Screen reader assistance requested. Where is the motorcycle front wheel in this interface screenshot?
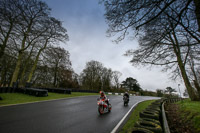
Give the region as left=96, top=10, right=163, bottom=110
left=108, top=105, right=111, bottom=112
left=98, top=106, right=104, bottom=115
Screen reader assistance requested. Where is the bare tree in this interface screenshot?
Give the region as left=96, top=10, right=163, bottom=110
left=43, top=46, right=71, bottom=87
left=112, top=71, right=122, bottom=89
left=125, top=18, right=199, bottom=100
left=102, top=0, right=200, bottom=100
left=80, top=60, right=120, bottom=91
left=102, top=0, right=200, bottom=42
left=101, top=68, right=113, bottom=91
left=80, top=60, right=103, bottom=90
left=9, top=0, right=52, bottom=87
left=26, top=17, right=68, bottom=84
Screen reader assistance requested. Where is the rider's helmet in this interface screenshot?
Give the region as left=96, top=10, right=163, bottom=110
left=100, top=91, right=105, bottom=97
left=125, top=92, right=128, bottom=94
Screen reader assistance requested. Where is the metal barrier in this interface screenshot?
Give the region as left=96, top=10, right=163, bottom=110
left=165, top=98, right=183, bottom=103
left=162, top=98, right=183, bottom=133
left=162, top=101, right=171, bottom=133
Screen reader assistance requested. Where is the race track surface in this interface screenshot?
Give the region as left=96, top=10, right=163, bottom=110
left=0, top=95, right=159, bottom=133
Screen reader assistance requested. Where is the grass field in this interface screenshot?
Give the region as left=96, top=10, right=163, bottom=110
left=120, top=100, right=155, bottom=133
left=177, top=99, right=200, bottom=132
left=0, top=92, right=98, bottom=106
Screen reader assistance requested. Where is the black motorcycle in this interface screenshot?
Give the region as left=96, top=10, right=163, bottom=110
left=123, top=96, right=129, bottom=106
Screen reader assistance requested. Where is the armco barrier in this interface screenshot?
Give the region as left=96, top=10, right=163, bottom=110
left=165, top=98, right=183, bottom=103
left=162, top=98, right=183, bottom=133
left=162, top=101, right=170, bottom=133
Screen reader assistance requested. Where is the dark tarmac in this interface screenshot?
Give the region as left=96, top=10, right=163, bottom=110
left=0, top=95, right=159, bottom=133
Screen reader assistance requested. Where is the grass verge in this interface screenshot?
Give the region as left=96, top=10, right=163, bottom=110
left=120, top=100, right=155, bottom=133
left=0, top=92, right=98, bottom=106
left=177, top=99, right=200, bottom=132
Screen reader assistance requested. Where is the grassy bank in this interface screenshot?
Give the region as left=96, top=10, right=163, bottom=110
left=177, top=99, right=200, bottom=132
left=0, top=92, right=98, bottom=106
left=120, top=100, right=155, bottom=133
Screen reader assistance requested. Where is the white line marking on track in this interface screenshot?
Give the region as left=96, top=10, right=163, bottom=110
left=110, top=100, right=144, bottom=133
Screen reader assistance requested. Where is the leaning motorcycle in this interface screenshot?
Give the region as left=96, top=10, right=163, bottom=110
left=123, top=96, right=129, bottom=106
left=97, top=98, right=111, bottom=115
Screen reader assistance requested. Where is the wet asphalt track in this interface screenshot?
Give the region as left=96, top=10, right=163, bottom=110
left=0, top=95, right=160, bottom=133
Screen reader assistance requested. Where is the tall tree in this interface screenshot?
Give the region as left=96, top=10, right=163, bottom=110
left=26, top=17, right=68, bottom=84
left=113, top=71, right=122, bottom=89
left=9, top=0, right=52, bottom=87
left=43, top=46, right=71, bottom=87
left=80, top=60, right=103, bottom=90
left=79, top=60, right=119, bottom=91
left=125, top=16, right=199, bottom=100
left=102, top=0, right=200, bottom=101
left=101, top=68, right=113, bottom=91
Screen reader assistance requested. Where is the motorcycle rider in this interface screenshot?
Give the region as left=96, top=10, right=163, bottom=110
left=123, top=92, right=129, bottom=101
left=99, top=91, right=110, bottom=106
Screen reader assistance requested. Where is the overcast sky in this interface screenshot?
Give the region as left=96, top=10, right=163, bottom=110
left=44, top=0, right=184, bottom=94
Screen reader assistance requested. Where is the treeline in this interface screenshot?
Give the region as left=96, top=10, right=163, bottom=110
left=0, top=0, right=78, bottom=88
left=79, top=60, right=122, bottom=92
left=140, top=87, right=180, bottom=98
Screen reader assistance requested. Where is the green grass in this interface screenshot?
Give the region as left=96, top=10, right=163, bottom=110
left=0, top=92, right=98, bottom=106
left=120, top=100, right=155, bottom=133
left=177, top=99, right=200, bottom=132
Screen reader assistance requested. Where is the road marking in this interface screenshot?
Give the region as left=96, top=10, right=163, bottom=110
left=110, top=100, right=144, bottom=133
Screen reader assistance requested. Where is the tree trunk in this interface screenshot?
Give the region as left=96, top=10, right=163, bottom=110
left=9, top=20, right=32, bottom=87
left=193, top=0, right=200, bottom=32
left=194, top=80, right=200, bottom=99
left=171, top=29, right=199, bottom=101
left=19, top=44, right=35, bottom=86
left=0, top=67, right=7, bottom=86
left=9, top=51, right=23, bottom=87
left=19, top=65, right=27, bottom=86
left=26, top=49, right=43, bottom=83
left=178, top=62, right=199, bottom=101
left=26, top=40, right=48, bottom=84
left=53, top=65, right=58, bottom=87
